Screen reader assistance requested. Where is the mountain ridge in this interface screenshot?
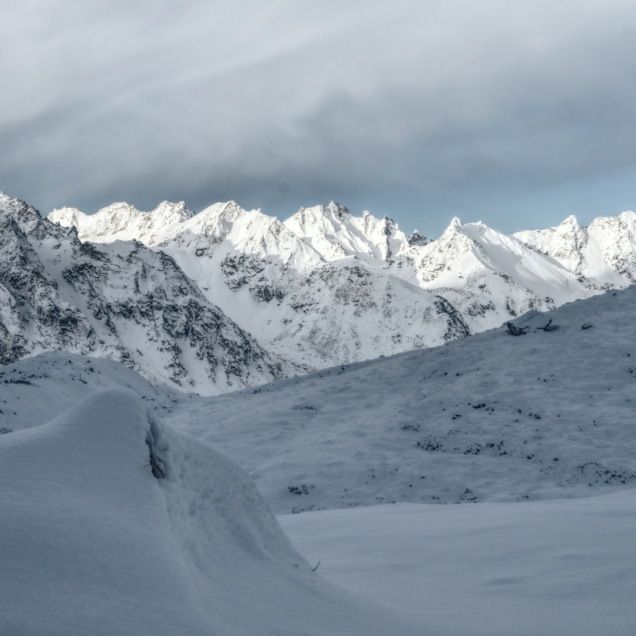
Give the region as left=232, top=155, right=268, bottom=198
left=49, top=195, right=636, bottom=365
left=1, top=189, right=634, bottom=392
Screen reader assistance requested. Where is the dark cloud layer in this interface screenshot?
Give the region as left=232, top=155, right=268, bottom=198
left=2, top=0, right=636, bottom=236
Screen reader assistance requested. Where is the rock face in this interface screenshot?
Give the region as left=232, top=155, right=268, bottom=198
left=0, top=192, right=288, bottom=395
left=49, top=196, right=636, bottom=372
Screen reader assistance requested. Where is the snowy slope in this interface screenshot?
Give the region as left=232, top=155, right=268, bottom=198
left=0, top=351, right=194, bottom=434
left=167, top=285, right=636, bottom=514
left=0, top=389, right=420, bottom=635
left=281, top=491, right=636, bottom=636
left=1, top=192, right=289, bottom=395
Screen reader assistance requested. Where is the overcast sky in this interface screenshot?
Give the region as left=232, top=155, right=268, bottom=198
left=2, top=0, right=636, bottom=237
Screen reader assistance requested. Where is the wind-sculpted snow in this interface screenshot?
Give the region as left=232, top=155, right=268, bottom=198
left=1, top=192, right=288, bottom=395
left=49, top=193, right=636, bottom=371
left=0, top=389, right=419, bottom=635
left=169, top=285, right=636, bottom=513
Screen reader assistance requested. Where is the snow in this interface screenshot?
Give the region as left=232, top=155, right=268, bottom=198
left=284, top=201, right=408, bottom=264
left=1, top=253, right=636, bottom=632
left=515, top=211, right=636, bottom=286
left=167, top=284, right=636, bottom=514
left=1, top=193, right=288, bottom=395
left=280, top=491, right=636, bottom=636
left=0, top=388, right=421, bottom=635
left=0, top=351, right=193, bottom=433
left=49, top=200, right=195, bottom=245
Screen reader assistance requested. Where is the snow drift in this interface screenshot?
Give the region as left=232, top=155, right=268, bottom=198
left=0, top=389, right=418, bottom=635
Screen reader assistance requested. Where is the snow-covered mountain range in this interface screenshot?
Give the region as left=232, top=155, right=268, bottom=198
left=2, top=188, right=635, bottom=393
left=50, top=195, right=636, bottom=371
left=2, top=279, right=636, bottom=635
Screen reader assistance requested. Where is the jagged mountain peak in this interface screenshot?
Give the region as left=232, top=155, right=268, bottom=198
left=285, top=202, right=408, bottom=263
left=159, top=201, right=323, bottom=272
left=559, top=214, right=581, bottom=227
left=514, top=210, right=636, bottom=285
left=407, top=230, right=430, bottom=247
left=195, top=200, right=250, bottom=222
left=325, top=200, right=350, bottom=219
left=0, top=191, right=42, bottom=222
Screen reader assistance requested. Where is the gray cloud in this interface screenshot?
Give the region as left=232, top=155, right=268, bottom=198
left=2, top=0, right=636, bottom=234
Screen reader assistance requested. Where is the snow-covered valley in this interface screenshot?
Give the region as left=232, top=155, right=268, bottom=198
left=2, top=189, right=636, bottom=634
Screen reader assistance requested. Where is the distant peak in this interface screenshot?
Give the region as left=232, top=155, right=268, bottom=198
left=559, top=214, right=580, bottom=227
left=407, top=230, right=430, bottom=247
left=155, top=200, right=192, bottom=212
left=0, top=191, right=42, bottom=220
left=447, top=216, right=464, bottom=231
left=325, top=201, right=349, bottom=219
left=48, top=206, right=86, bottom=226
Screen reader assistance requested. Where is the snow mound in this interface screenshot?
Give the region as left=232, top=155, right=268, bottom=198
left=0, top=351, right=193, bottom=434
left=0, top=389, right=418, bottom=635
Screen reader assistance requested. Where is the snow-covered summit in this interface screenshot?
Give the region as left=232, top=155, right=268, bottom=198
left=515, top=210, right=636, bottom=287
left=159, top=200, right=324, bottom=272
left=49, top=200, right=195, bottom=246
left=389, top=216, right=593, bottom=335
left=284, top=201, right=409, bottom=264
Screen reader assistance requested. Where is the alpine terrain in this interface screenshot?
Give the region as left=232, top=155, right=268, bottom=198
left=1, top=278, right=635, bottom=635
left=0, top=192, right=290, bottom=396
left=50, top=196, right=636, bottom=374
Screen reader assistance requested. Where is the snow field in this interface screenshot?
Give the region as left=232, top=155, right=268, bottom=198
left=0, top=351, right=193, bottom=434
left=280, top=490, right=636, bottom=636
left=0, top=388, right=422, bottom=635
